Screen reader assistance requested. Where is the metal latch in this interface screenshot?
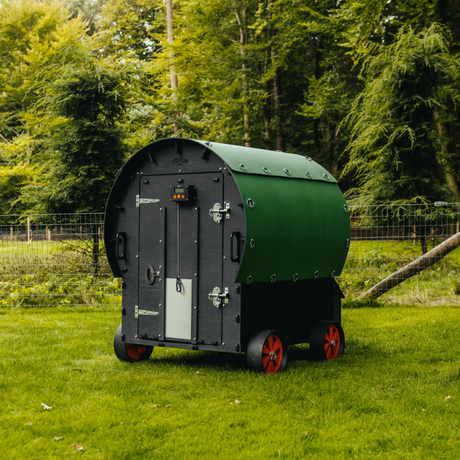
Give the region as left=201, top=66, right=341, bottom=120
left=209, top=202, right=230, bottom=223
left=135, top=305, right=160, bottom=318
left=208, top=287, right=229, bottom=308
left=136, top=195, right=160, bottom=207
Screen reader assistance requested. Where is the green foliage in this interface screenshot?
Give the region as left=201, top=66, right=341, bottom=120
left=20, top=55, right=134, bottom=214
left=0, top=238, right=119, bottom=307
left=65, top=0, right=107, bottom=35
left=0, top=163, right=39, bottom=214
left=344, top=24, right=460, bottom=204
left=0, top=0, right=90, bottom=142
left=97, top=0, right=164, bottom=61
left=0, top=0, right=92, bottom=213
left=1, top=0, right=460, bottom=215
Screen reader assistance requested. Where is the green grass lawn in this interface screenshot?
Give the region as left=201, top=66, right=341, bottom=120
left=1, top=305, right=460, bottom=459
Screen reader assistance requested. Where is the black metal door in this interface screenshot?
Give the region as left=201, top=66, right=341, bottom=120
left=137, top=172, right=224, bottom=344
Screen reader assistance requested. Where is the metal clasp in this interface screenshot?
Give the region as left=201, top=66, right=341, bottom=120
left=209, top=202, right=230, bottom=223
left=208, top=287, right=229, bottom=308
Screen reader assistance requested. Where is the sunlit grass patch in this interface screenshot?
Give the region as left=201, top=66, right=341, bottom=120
left=1, top=306, right=460, bottom=458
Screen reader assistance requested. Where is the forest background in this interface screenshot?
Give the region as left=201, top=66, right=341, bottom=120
left=1, top=0, right=460, bottom=217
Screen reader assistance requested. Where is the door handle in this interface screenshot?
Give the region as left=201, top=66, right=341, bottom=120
left=230, top=232, right=243, bottom=262
left=116, top=232, right=126, bottom=260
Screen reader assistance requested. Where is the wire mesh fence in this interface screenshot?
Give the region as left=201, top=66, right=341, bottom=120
left=340, top=202, right=460, bottom=305
left=0, top=213, right=120, bottom=308
left=1, top=204, right=460, bottom=308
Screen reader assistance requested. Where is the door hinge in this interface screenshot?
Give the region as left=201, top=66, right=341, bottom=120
left=136, top=195, right=160, bottom=207
left=135, top=305, right=160, bottom=318
left=209, top=202, right=230, bottom=223
left=208, top=287, right=229, bottom=308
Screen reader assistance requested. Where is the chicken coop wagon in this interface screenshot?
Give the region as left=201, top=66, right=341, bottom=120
left=104, top=138, right=351, bottom=373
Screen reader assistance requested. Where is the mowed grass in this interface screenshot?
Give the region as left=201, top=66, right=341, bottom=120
left=1, top=306, right=460, bottom=459
left=0, top=240, right=69, bottom=256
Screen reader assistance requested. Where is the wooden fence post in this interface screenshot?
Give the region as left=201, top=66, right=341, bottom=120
left=27, top=217, right=31, bottom=244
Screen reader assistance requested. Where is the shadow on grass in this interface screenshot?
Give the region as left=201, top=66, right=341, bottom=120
left=343, top=297, right=383, bottom=309
left=142, top=343, right=320, bottom=373
left=147, top=349, right=247, bottom=371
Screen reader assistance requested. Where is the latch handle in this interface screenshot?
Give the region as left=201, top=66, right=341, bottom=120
left=208, top=287, right=229, bottom=308
left=230, top=232, right=242, bottom=263
left=116, top=232, right=126, bottom=260
left=145, top=265, right=160, bottom=285
left=209, top=202, right=230, bottom=223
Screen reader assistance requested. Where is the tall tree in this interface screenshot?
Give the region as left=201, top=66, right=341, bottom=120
left=343, top=25, right=460, bottom=252
left=344, top=24, right=459, bottom=202
left=0, top=0, right=89, bottom=149
left=0, top=0, right=90, bottom=213
left=21, top=55, right=131, bottom=215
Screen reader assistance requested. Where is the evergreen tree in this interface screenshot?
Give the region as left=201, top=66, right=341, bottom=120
left=0, top=0, right=91, bottom=213
left=20, top=55, right=131, bottom=215
left=344, top=24, right=460, bottom=252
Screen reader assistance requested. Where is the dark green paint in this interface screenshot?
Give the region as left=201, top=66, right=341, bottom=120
left=202, top=141, right=351, bottom=283
left=201, top=141, right=337, bottom=183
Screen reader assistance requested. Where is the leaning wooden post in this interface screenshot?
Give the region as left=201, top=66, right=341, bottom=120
left=359, top=232, right=460, bottom=301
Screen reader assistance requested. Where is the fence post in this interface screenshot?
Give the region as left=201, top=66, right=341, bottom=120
left=10, top=226, right=13, bottom=241
left=27, top=216, right=31, bottom=244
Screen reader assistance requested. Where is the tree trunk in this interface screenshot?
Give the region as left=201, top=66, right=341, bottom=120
left=312, top=44, right=321, bottom=154
left=331, top=124, right=340, bottom=175
left=272, top=57, right=285, bottom=151
left=166, top=0, right=179, bottom=135
left=416, top=223, right=428, bottom=255
left=263, top=8, right=273, bottom=151
left=233, top=1, right=250, bottom=147
left=359, top=232, right=460, bottom=300
left=434, top=112, right=460, bottom=201
left=263, top=79, right=273, bottom=150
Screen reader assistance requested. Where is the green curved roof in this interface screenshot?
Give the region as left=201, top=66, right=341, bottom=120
left=197, top=141, right=337, bottom=183
left=199, top=141, right=351, bottom=284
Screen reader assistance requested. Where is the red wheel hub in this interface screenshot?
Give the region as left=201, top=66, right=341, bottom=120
left=126, top=343, right=147, bottom=361
left=324, top=325, right=340, bottom=360
left=262, top=334, right=283, bottom=374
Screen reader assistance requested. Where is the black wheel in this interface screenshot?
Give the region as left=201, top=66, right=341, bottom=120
left=310, top=321, right=344, bottom=361
left=246, top=330, right=288, bottom=374
left=114, top=324, right=153, bottom=363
